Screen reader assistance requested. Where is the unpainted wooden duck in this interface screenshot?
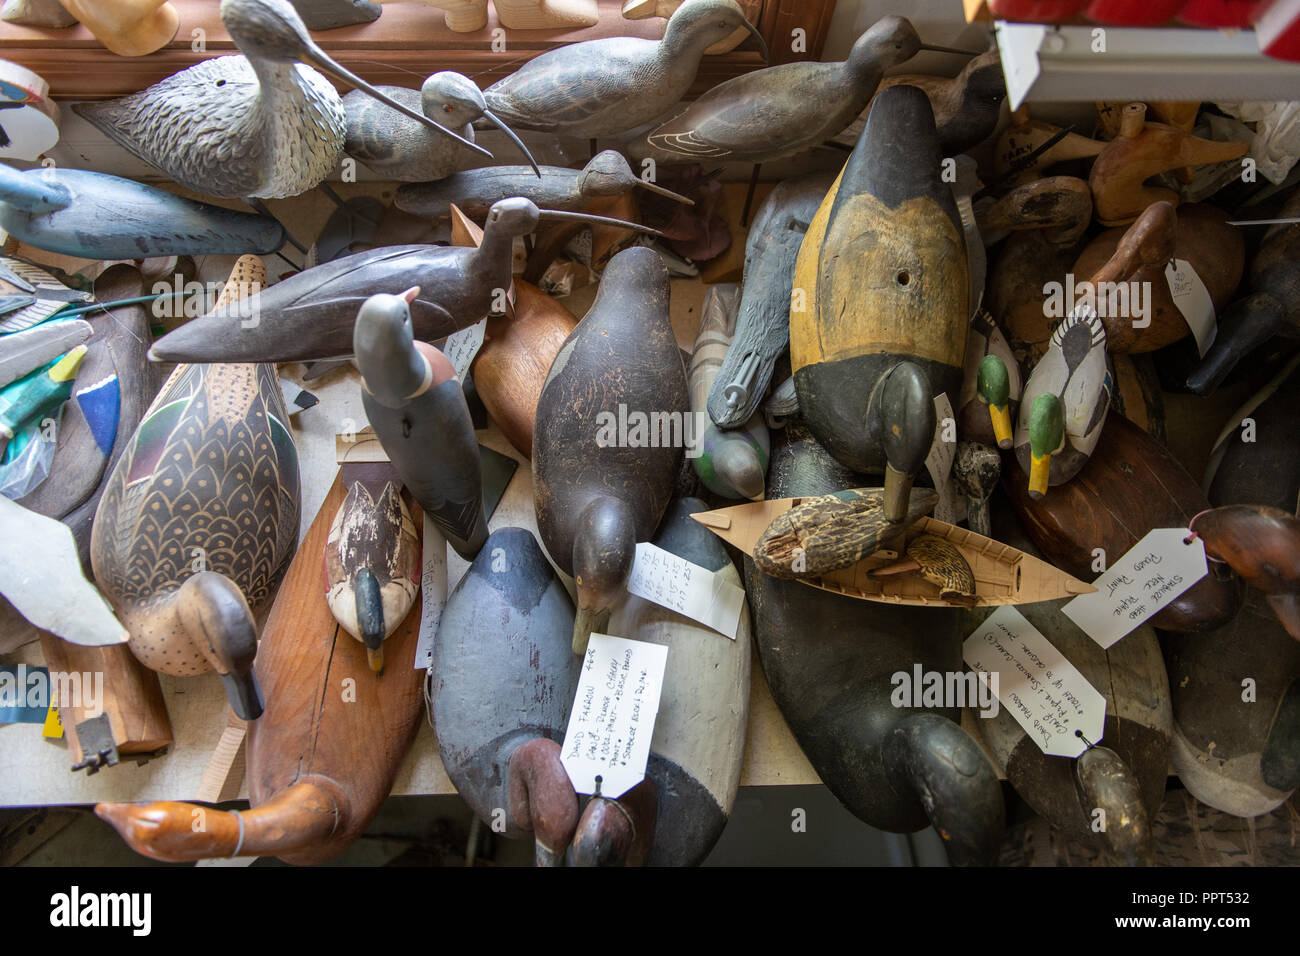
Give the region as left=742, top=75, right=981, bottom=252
left=90, top=255, right=300, bottom=719
left=993, top=107, right=1105, bottom=185
left=533, top=245, right=687, bottom=654
left=57, top=0, right=178, bottom=56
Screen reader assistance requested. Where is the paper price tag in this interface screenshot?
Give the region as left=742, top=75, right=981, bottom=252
left=414, top=515, right=448, bottom=670
left=560, top=633, right=668, bottom=798
left=963, top=606, right=1106, bottom=758
left=925, top=393, right=958, bottom=524
left=1063, top=528, right=1208, bottom=650
left=626, top=542, right=744, bottom=640
left=443, top=319, right=486, bottom=382
left=1165, top=259, right=1217, bottom=357
left=42, top=700, right=62, bottom=739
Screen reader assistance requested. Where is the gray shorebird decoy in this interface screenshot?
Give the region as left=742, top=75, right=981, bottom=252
left=343, top=71, right=538, bottom=182
left=481, top=0, right=767, bottom=141
left=72, top=0, right=485, bottom=200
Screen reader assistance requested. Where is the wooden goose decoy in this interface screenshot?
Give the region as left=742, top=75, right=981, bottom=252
left=89, top=256, right=300, bottom=720
left=0, top=163, right=285, bottom=260
left=867, top=48, right=1007, bottom=155
left=481, top=0, right=767, bottom=141
left=790, top=85, right=968, bottom=524
left=72, top=0, right=484, bottom=200
left=343, top=70, right=538, bottom=183
left=354, top=290, right=488, bottom=560
left=432, top=527, right=582, bottom=866
left=533, top=245, right=687, bottom=655
left=96, top=475, right=428, bottom=863
left=56, top=0, right=178, bottom=57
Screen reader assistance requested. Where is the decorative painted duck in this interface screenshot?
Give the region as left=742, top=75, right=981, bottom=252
left=790, top=84, right=969, bottom=524
left=73, top=0, right=482, bottom=200
left=533, top=245, right=687, bottom=654
left=956, top=311, right=1021, bottom=451
left=89, top=256, right=300, bottom=720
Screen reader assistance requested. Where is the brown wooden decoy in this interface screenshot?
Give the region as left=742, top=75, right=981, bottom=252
left=975, top=175, right=1093, bottom=247
left=1190, top=505, right=1300, bottom=641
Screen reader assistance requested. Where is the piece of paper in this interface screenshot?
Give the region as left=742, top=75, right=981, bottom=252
left=963, top=606, right=1106, bottom=758
left=925, top=393, right=958, bottom=524
left=1063, top=529, right=1209, bottom=650
left=443, top=319, right=486, bottom=382
left=1165, top=259, right=1217, bottom=357
left=626, top=542, right=744, bottom=640
left=42, top=701, right=62, bottom=739
left=414, top=515, right=448, bottom=670
left=560, top=633, right=668, bottom=798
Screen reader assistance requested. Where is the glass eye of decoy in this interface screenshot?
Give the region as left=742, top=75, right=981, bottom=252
left=443, top=104, right=454, bottom=113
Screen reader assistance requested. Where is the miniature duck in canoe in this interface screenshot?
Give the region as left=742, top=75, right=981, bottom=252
left=533, top=246, right=687, bottom=654
left=790, top=85, right=969, bottom=524
left=90, top=256, right=300, bottom=720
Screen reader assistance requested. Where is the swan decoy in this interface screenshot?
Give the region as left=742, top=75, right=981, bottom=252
left=148, top=198, right=653, bottom=364
left=0, top=163, right=285, bottom=260
left=343, top=70, right=538, bottom=182
left=89, top=256, right=300, bottom=720
left=431, top=527, right=582, bottom=866
left=354, top=290, right=488, bottom=561
left=72, top=0, right=484, bottom=200
left=790, top=85, right=968, bottom=523
left=638, top=15, right=922, bottom=165
left=481, top=0, right=767, bottom=141
left=533, top=245, right=687, bottom=655
left=57, top=0, right=178, bottom=57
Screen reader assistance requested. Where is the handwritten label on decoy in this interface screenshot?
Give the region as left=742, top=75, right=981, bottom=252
left=1164, top=259, right=1216, bottom=357
left=925, top=393, right=958, bottom=525
left=626, top=542, right=744, bottom=640
left=414, top=515, right=447, bottom=670
left=963, top=606, right=1105, bottom=759
left=560, top=633, right=668, bottom=798
left=443, top=319, right=486, bottom=382
left=1063, top=528, right=1209, bottom=649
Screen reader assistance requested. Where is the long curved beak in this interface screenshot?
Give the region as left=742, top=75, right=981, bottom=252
left=538, top=208, right=666, bottom=238
left=302, top=44, right=493, bottom=160
left=634, top=178, right=695, bottom=206
left=745, top=21, right=771, bottom=63
left=919, top=42, right=983, bottom=56
left=480, top=109, right=541, bottom=178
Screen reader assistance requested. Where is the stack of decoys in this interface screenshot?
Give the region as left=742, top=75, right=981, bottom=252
left=533, top=245, right=687, bottom=654
left=790, top=84, right=969, bottom=525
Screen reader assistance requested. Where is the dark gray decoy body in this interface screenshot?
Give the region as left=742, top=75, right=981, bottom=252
left=432, top=527, right=582, bottom=866
left=288, top=0, right=379, bottom=29
left=640, top=15, right=920, bottom=165
left=0, top=164, right=285, bottom=260
left=482, top=0, right=766, bottom=140
left=354, top=292, right=488, bottom=561
left=707, top=171, right=833, bottom=430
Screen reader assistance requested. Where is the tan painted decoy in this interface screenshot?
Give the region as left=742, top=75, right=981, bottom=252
left=56, top=0, right=178, bottom=57
left=622, top=0, right=759, bottom=52
left=994, top=107, right=1105, bottom=185
left=374, top=0, right=487, bottom=32
left=496, top=0, right=598, bottom=29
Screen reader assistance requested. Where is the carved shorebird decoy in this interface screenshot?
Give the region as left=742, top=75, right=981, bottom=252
left=482, top=0, right=767, bottom=141
left=73, top=0, right=485, bottom=200
left=343, top=70, right=538, bottom=182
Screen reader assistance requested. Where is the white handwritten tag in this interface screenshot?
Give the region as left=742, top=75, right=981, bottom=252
left=414, top=515, right=447, bottom=670
left=1165, top=259, right=1217, bottom=357
left=963, top=606, right=1106, bottom=758
left=925, top=393, right=958, bottom=524
left=1063, top=528, right=1208, bottom=650
left=560, top=633, right=668, bottom=798
left=443, top=319, right=486, bottom=382
left=626, top=542, right=744, bottom=640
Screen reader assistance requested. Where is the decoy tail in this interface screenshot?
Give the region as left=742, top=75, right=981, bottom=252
left=508, top=738, right=580, bottom=867
left=0, top=162, right=70, bottom=214
left=1186, top=282, right=1293, bottom=396
left=478, top=108, right=541, bottom=177
left=569, top=778, right=657, bottom=866
left=1074, top=745, right=1154, bottom=866
left=571, top=496, right=637, bottom=655
left=353, top=566, right=385, bottom=673
left=95, top=781, right=339, bottom=862
left=873, top=362, right=935, bottom=523
left=176, top=571, right=264, bottom=720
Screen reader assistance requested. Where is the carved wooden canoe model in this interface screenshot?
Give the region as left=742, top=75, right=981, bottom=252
left=96, top=476, right=428, bottom=863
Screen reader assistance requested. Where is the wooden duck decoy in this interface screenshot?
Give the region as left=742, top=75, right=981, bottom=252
left=637, top=15, right=923, bottom=166
left=1204, top=357, right=1300, bottom=513
left=744, top=421, right=1005, bottom=865
left=73, top=0, right=483, bottom=200
left=790, top=85, right=968, bottom=523
left=431, top=526, right=581, bottom=866
left=343, top=71, right=538, bottom=183
left=354, top=290, right=487, bottom=560
left=993, top=107, right=1105, bottom=185
left=867, top=48, right=1007, bottom=155
left=1088, top=102, right=1248, bottom=226
left=974, top=175, right=1093, bottom=247
left=707, top=172, right=832, bottom=430
left=0, top=163, right=285, bottom=260
left=1005, top=413, right=1243, bottom=634
left=90, top=256, right=300, bottom=720
left=395, top=150, right=690, bottom=224
left=495, top=0, right=598, bottom=29
left=56, top=0, right=177, bottom=57
left=689, top=284, right=768, bottom=500
left=956, top=311, right=1021, bottom=451
left=1190, top=506, right=1300, bottom=641
left=481, top=0, right=767, bottom=141
left=533, top=245, right=687, bottom=654
left=96, top=475, right=428, bottom=863
left=953, top=440, right=1001, bottom=537
left=373, top=0, right=487, bottom=32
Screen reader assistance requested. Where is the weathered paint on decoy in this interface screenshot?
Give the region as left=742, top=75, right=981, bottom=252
left=866, top=48, right=1007, bottom=154
left=1190, top=505, right=1300, bottom=641
left=96, top=476, right=428, bottom=863
left=432, top=526, right=581, bottom=865
left=639, top=15, right=922, bottom=165
left=57, top=0, right=178, bottom=57
left=957, top=311, right=1021, bottom=450
left=395, top=150, right=689, bottom=224
left=952, top=440, right=1000, bottom=537
left=482, top=0, right=767, bottom=140
left=975, top=175, right=1093, bottom=247
left=533, top=245, right=686, bottom=654
left=707, top=172, right=832, bottom=430
left=790, top=85, right=968, bottom=523
left=73, top=0, right=482, bottom=199
left=343, top=71, right=538, bottom=182
left=570, top=779, right=657, bottom=866
left=1205, top=359, right=1300, bottom=513
left=0, top=318, right=91, bottom=391
left=90, top=257, right=300, bottom=720
left=1005, top=412, right=1243, bottom=633
left=354, top=290, right=488, bottom=560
